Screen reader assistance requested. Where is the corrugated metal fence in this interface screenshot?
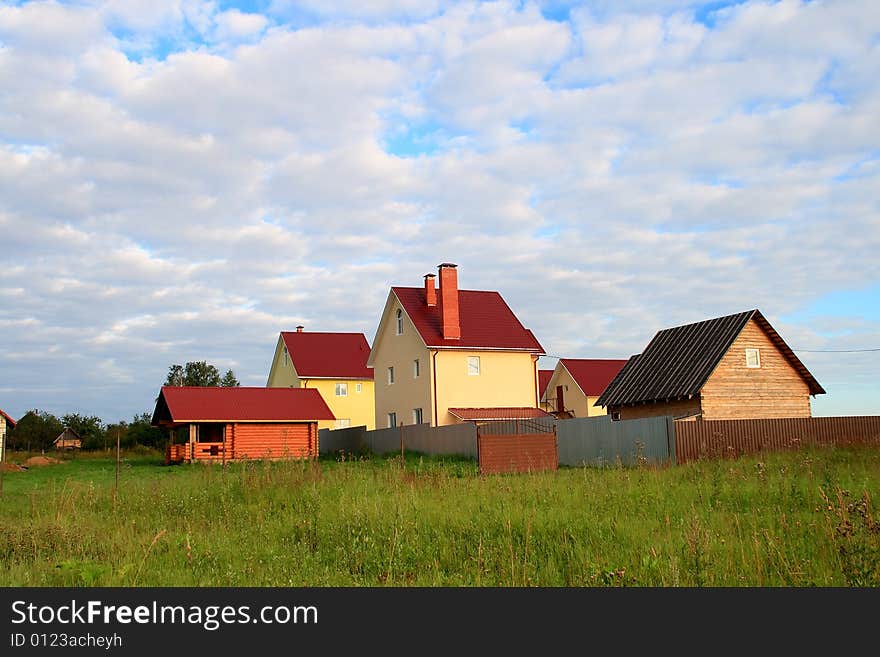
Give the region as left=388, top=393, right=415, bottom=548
left=319, top=423, right=477, bottom=458
left=557, top=415, right=675, bottom=467
left=674, top=415, right=880, bottom=464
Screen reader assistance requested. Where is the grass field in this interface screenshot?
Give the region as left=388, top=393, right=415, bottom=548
left=1, top=446, right=878, bottom=586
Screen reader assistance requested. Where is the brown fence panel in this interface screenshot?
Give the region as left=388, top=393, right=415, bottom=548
left=478, top=433, right=558, bottom=475
left=674, top=416, right=880, bottom=464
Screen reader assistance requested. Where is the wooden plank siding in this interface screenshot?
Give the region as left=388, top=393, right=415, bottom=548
left=231, top=423, right=317, bottom=460
left=616, top=397, right=702, bottom=421
left=675, top=416, right=880, bottom=463
left=700, top=318, right=812, bottom=419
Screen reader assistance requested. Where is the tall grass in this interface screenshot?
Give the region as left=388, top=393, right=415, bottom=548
left=1, top=446, right=878, bottom=586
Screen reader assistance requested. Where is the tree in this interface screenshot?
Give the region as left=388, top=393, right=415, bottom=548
left=163, top=361, right=237, bottom=387
left=61, top=413, right=105, bottom=450
left=125, top=412, right=166, bottom=448
left=220, top=369, right=240, bottom=387
left=7, top=410, right=64, bottom=452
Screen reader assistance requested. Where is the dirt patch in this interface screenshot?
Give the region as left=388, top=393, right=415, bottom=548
left=24, top=456, right=64, bottom=467
left=1, top=462, right=26, bottom=472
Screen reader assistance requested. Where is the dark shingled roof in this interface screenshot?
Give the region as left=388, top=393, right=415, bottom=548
left=595, top=309, right=825, bottom=408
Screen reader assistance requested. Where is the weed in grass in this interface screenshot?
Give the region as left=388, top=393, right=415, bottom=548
left=820, top=487, right=880, bottom=586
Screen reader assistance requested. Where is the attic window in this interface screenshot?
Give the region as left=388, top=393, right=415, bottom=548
left=283, top=347, right=289, bottom=367
left=745, top=348, right=761, bottom=368
left=467, top=356, right=480, bottom=376
left=396, top=309, right=403, bottom=335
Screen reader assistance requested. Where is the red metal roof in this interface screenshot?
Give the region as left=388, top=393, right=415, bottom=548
left=153, top=386, right=335, bottom=424
left=448, top=407, right=552, bottom=421
left=560, top=359, right=629, bottom=397
left=0, top=408, right=16, bottom=428
left=281, top=331, right=374, bottom=379
left=392, top=287, right=544, bottom=352
left=538, top=370, right=554, bottom=397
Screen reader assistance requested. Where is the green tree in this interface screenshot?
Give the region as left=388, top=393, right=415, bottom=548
left=7, top=410, right=64, bottom=452
left=220, top=369, right=240, bottom=387
left=126, top=412, right=166, bottom=448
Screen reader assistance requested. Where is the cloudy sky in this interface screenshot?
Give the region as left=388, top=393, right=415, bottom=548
left=1, top=0, right=878, bottom=423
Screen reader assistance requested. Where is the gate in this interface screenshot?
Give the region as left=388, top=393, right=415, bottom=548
left=476, top=418, right=558, bottom=475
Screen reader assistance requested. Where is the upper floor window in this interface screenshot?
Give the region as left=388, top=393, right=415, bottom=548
left=335, top=382, right=348, bottom=397
left=413, top=359, right=420, bottom=378
left=356, top=382, right=362, bottom=393
left=745, top=348, right=761, bottom=368
left=388, top=367, right=395, bottom=385
left=467, top=356, right=481, bottom=376
left=396, top=309, right=403, bottom=335
left=388, top=412, right=397, bottom=428
left=282, top=347, right=289, bottom=367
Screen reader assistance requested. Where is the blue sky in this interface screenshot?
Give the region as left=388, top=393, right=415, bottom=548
left=1, top=0, right=878, bottom=422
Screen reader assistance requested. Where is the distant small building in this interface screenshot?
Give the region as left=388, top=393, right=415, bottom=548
left=54, top=427, right=82, bottom=450
left=595, top=309, right=825, bottom=421
left=0, top=408, right=17, bottom=461
left=538, top=369, right=554, bottom=413
left=541, top=359, right=628, bottom=418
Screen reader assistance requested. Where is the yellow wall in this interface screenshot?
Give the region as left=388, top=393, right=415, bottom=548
left=266, top=335, right=376, bottom=430
left=371, top=297, right=433, bottom=427
left=543, top=364, right=608, bottom=418
left=433, top=350, right=539, bottom=426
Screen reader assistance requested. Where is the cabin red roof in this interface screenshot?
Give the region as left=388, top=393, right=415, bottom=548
left=281, top=331, right=373, bottom=379
left=392, top=287, right=544, bottom=352
left=538, top=370, right=554, bottom=397
left=448, top=407, right=552, bottom=421
left=152, top=386, right=335, bottom=425
left=560, top=359, right=629, bottom=397
left=0, top=408, right=16, bottom=428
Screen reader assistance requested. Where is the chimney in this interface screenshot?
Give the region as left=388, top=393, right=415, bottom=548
left=296, top=325, right=304, bottom=333
left=438, top=263, right=460, bottom=340
left=424, top=274, right=437, bottom=306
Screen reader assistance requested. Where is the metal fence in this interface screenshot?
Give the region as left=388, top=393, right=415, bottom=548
left=476, top=417, right=556, bottom=436
left=319, top=422, right=477, bottom=458
left=674, top=415, right=880, bottom=464
left=556, top=415, right=675, bottom=467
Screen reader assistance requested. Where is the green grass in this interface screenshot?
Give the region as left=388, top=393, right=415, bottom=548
left=1, top=446, right=878, bottom=586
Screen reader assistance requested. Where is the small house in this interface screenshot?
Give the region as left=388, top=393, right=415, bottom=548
left=595, top=309, right=825, bottom=421
left=0, top=408, right=16, bottom=462
left=541, top=359, right=628, bottom=418
left=53, top=427, right=82, bottom=450
left=152, top=386, right=334, bottom=463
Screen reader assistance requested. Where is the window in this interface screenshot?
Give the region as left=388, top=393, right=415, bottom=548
left=610, top=411, right=621, bottom=421
left=413, top=359, right=420, bottom=378
left=335, top=382, right=348, bottom=397
left=335, top=419, right=351, bottom=429
left=387, top=367, right=394, bottom=384
left=412, top=408, right=423, bottom=425
left=396, top=309, right=403, bottom=335
left=388, top=412, right=397, bottom=428
left=282, top=347, right=289, bottom=367
left=467, top=356, right=480, bottom=376
left=745, top=348, right=761, bottom=368
left=356, top=383, right=362, bottom=393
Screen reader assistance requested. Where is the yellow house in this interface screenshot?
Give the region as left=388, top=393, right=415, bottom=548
left=367, top=263, right=549, bottom=427
left=540, top=358, right=628, bottom=418
left=267, top=327, right=376, bottom=430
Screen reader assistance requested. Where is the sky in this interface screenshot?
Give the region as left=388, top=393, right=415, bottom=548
left=1, top=0, right=878, bottom=423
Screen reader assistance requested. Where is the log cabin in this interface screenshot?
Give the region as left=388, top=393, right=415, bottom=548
left=152, top=386, right=334, bottom=464
left=594, top=309, right=825, bottom=421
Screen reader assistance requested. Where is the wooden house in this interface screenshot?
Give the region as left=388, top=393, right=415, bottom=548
left=595, top=309, right=825, bottom=421
left=152, top=386, right=334, bottom=464
left=53, top=427, right=82, bottom=450
left=367, top=263, right=547, bottom=427
left=541, top=358, right=628, bottom=418
left=0, top=408, right=16, bottom=462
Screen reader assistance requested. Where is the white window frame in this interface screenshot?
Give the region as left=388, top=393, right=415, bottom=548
left=388, top=412, right=397, bottom=428
left=356, top=382, right=362, bottom=393
left=282, top=347, right=289, bottom=367
left=388, top=366, right=394, bottom=385
left=745, top=348, right=761, bottom=368
left=413, top=359, right=420, bottom=378
left=396, top=309, right=403, bottom=335
left=467, top=356, right=481, bottom=376
left=335, top=419, right=351, bottom=429
left=335, top=382, right=348, bottom=397
left=412, top=408, right=423, bottom=425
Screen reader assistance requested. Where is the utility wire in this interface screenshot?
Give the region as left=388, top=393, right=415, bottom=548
left=791, top=348, right=880, bottom=353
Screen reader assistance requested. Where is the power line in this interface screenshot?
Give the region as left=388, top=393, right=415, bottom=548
left=792, top=348, right=880, bottom=353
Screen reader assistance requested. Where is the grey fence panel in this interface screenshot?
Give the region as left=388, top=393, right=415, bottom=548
left=402, top=423, right=477, bottom=457
left=318, top=426, right=367, bottom=455
left=557, top=415, right=674, bottom=467
left=365, top=426, right=402, bottom=455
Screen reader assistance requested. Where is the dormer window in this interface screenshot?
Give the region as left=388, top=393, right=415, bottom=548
left=396, top=309, right=403, bottom=335
left=745, top=348, right=761, bottom=368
